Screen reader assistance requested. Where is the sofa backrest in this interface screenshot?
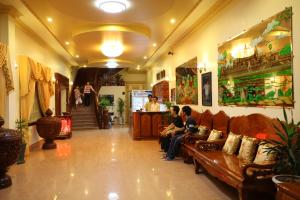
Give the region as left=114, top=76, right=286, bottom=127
left=229, top=113, right=283, bottom=141
left=191, top=110, right=201, bottom=125
left=212, top=111, right=230, bottom=139
left=200, top=110, right=213, bottom=132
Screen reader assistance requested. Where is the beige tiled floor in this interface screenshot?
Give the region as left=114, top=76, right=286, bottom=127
left=0, top=126, right=237, bottom=200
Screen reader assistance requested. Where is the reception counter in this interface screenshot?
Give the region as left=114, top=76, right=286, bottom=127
left=129, top=111, right=169, bottom=140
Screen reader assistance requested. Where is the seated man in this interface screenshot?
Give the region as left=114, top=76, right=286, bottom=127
left=164, top=106, right=198, bottom=161
left=159, top=105, right=184, bottom=154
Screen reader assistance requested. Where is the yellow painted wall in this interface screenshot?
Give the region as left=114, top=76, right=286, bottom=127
left=147, top=0, right=300, bottom=121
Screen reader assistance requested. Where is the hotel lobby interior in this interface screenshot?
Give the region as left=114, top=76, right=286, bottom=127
left=0, top=0, right=299, bottom=200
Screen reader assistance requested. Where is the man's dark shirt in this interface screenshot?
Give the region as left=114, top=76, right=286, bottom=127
left=171, top=115, right=184, bottom=134
left=185, top=116, right=198, bottom=133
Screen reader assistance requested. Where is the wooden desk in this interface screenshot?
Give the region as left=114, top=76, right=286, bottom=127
left=276, top=182, right=300, bottom=200
left=130, top=112, right=169, bottom=140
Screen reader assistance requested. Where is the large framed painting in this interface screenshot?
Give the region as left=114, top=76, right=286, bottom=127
left=218, top=7, right=293, bottom=107
left=176, top=57, right=198, bottom=105
left=202, top=72, right=212, bottom=106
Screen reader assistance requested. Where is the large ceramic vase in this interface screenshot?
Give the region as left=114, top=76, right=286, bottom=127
left=0, top=116, right=21, bottom=189
left=36, top=109, right=61, bottom=150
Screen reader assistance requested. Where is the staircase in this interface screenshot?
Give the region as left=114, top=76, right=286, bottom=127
left=72, top=104, right=99, bottom=131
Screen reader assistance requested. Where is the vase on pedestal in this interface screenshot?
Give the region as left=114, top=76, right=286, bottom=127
left=36, top=109, right=61, bottom=149
left=0, top=116, right=21, bottom=189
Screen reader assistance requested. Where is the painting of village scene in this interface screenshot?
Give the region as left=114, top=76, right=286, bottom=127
left=218, top=7, right=293, bottom=107
left=176, top=57, right=198, bottom=105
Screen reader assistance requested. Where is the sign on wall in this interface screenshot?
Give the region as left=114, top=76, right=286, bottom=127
left=218, top=7, right=293, bottom=107
left=176, top=57, right=198, bottom=105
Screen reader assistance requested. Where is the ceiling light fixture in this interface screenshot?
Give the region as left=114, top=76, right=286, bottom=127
left=106, top=61, right=119, bottom=68
left=47, top=17, right=53, bottom=23
left=143, top=56, right=147, bottom=59
left=152, top=43, right=157, bottom=47
left=170, top=18, right=176, bottom=24
left=75, top=55, right=79, bottom=58
left=65, top=41, right=70, bottom=45
left=95, top=0, right=130, bottom=14
left=100, top=40, right=124, bottom=58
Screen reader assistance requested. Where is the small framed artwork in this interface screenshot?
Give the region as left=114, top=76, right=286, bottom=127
left=201, top=72, right=212, bottom=106
left=171, top=88, right=176, bottom=102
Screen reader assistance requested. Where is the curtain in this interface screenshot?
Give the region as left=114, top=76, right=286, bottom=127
left=0, top=43, right=14, bottom=118
left=19, top=56, right=54, bottom=152
left=37, top=63, right=54, bottom=114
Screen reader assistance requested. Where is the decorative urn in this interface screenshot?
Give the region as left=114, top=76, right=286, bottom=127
left=36, top=109, right=61, bottom=149
left=0, top=116, right=21, bottom=189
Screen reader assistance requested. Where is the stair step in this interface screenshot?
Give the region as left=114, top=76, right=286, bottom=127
left=72, top=126, right=99, bottom=130
left=72, top=123, right=98, bottom=127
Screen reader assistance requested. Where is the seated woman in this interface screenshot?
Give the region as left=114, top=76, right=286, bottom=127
left=159, top=105, right=184, bottom=155
left=164, top=106, right=198, bottom=161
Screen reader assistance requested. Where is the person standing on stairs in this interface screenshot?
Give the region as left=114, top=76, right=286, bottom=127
left=74, top=86, right=83, bottom=110
left=83, top=82, right=95, bottom=106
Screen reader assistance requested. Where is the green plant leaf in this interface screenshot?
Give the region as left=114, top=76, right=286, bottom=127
left=278, top=89, right=284, bottom=97
left=283, top=106, right=288, bottom=123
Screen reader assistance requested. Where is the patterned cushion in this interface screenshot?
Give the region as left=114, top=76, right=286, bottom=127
left=238, top=136, right=258, bottom=163
left=207, top=129, right=222, bottom=141
left=222, top=132, right=242, bottom=155
left=253, top=142, right=277, bottom=165
left=198, top=125, right=208, bottom=136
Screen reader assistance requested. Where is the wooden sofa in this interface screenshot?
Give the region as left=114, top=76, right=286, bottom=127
left=182, top=110, right=230, bottom=163
left=192, top=113, right=282, bottom=200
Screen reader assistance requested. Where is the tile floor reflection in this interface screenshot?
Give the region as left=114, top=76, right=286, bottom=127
left=0, top=127, right=237, bottom=200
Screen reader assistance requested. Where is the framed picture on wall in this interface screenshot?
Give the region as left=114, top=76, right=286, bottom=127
left=202, top=72, right=212, bottom=106
left=171, top=88, right=175, bottom=102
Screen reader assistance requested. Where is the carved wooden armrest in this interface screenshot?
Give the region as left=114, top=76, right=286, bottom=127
left=195, top=139, right=226, bottom=151
left=184, top=134, right=209, bottom=144
left=241, top=163, right=275, bottom=181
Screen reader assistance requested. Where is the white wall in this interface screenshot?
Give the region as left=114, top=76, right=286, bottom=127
left=99, top=86, right=126, bottom=119
left=147, top=0, right=300, bottom=122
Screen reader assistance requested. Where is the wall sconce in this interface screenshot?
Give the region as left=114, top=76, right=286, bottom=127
left=69, top=81, right=73, bottom=86
left=197, top=63, right=207, bottom=73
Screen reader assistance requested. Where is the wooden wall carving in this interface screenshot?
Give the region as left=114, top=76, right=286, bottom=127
left=152, top=81, right=169, bottom=102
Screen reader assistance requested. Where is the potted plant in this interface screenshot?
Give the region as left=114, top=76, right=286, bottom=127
left=264, top=107, right=300, bottom=183
left=161, top=101, right=173, bottom=125
left=98, top=98, right=111, bottom=129
left=15, top=118, right=27, bottom=164
left=98, top=97, right=111, bottom=110
left=117, top=98, right=125, bottom=125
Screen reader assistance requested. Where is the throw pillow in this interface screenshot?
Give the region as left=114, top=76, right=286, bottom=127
left=198, top=125, right=208, bottom=136
left=222, top=132, right=242, bottom=155
left=207, top=129, right=222, bottom=142
left=238, top=136, right=258, bottom=163
left=253, top=142, right=277, bottom=165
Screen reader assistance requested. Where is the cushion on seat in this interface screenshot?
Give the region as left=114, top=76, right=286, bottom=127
left=238, top=136, right=258, bottom=163
left=253, top=142, right=277, bottom=165
left=198, top=125, right=208, bottom=136
left=222, top=132, right=242, bottom=155
left=207, top=129, right=222, bottom=141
